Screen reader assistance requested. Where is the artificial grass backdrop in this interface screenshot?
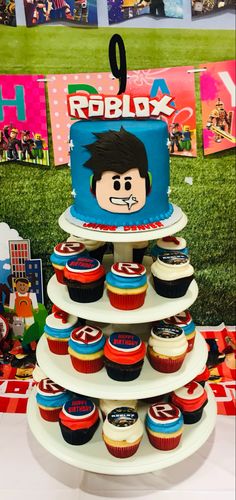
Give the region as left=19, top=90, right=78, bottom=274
left=0, top=26, right=235, bottom=324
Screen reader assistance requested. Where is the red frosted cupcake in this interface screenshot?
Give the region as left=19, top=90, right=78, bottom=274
left=106, top=262, right=148, bottom=310
left=102, top=407, right=144, bottom=458
left=104, top=332, right=146, bottom=381
left=64, top=257, right=106, bottom=303
left=50, top=241, right=88, bottom=284
left=68, top=324, right=105, bottom=373
left=36, top=378, right=70, bottom=422
left=172, top=381, right=208, bottom=424
left=146, top=402, right=184, bottom=450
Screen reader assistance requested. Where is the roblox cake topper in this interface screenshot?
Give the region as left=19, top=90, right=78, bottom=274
left=67, top=92, right=175, bottom=120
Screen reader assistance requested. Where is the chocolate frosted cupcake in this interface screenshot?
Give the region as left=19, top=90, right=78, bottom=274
left=148, top=325, right=188, bottom=373
left=151, top=236, right=189, bottom=260
left=172, top=381, right=208, bottom=424
left=104, top=332, right=146, bottom=381
left=151, top=252, right=194, bottom=298
left=102, top=407, right=143, bottom=458
left=59, top=397, right=100, bottom=445
left=64, top=257, right=106, bottom=303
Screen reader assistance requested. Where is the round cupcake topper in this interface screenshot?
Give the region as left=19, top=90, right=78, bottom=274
left=71, top=325, right=103, bottom=344
left=174, top=381, right=204, bottom=400
left=108, top=407, right=138, bottom=427
left=108, top=332, right=141, bottom=352
left=164, top=310, right=192, bottom=327
left=63, top=398, right=95, bottom=419
left=38, top=378, right=65, bottom=396
left=152, top=325, right=183, bottom=339
left=158, top=252, right=189, bottom=266
left=66, top=257, right=100, bottom=273
left=112, top=262, right=146, bottom=278
left=148, top=402, right=181, bottom=422
left=54, top=241, right=85, bottom=256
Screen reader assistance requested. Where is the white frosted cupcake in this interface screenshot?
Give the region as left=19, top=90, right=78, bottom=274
left=99, top=399, right=137, bottom=420
left=67, top=235, right=107, bottom=263
left=148, top=325, right=188, bottom=373
left=151, top=252, right=194, bottom=298
left=151, top=236, right=188, bottom=260
left=132, top=241, right=149, bottom=264
left=102, top=407, right=144, bottom=458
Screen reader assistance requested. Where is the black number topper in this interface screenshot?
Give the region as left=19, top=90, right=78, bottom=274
left=109, top=34, right=127, bottom=95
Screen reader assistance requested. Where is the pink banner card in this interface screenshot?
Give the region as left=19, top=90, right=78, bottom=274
left=200, top=60, right=236, bottom=155
left=48, top=66, right=196, bottom=166
left=0, top=75, right=49, bottom=166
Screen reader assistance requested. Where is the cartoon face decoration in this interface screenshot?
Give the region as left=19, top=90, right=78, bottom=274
left=95, top=168, right=146, bottom=213
left=15, top=279, right=30, bottom=294
left=84, top=127, right=150, bottom=214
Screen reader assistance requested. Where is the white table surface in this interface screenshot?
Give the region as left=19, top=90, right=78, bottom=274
left=0, top=413, right=234, bottom=500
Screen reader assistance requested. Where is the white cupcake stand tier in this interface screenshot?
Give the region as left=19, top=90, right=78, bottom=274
left=27, top=204, right=217, bottom=474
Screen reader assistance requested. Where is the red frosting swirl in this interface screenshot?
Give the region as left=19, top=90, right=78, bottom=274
left=104, top=337, right=146, bottom=365
left=59, top=406, right=99, bottom=431
left=64, top=265, right=105, bottom=283
left=172, top=388, right=207, bottom=412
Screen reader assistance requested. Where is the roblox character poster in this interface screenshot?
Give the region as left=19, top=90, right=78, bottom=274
left=48, top=66, right=196, bottom=166
left=0, top=0, right=16, bottom=26
left=191, top=0, right=235, bottom=18
left=200, top=60, right=236, bottom=155
left=0, top=75, right=49, bottom=166
left=107, top=0, right=183, bottom=23
left=24, top=0, right=98, bottom=27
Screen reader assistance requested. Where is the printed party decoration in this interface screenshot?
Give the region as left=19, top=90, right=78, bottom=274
left=200, top=60, right=236, bottom=155
left=24, top=0, right=98, bottom=27
left=0, top=0, right=16, bottom=26
left=0, top=75, right=49, bottom=166
left=191, top=0, right=234, bottom=18
left=107, top=0, right=183, bottom=24
left=48, top=66, right=196, bottom=166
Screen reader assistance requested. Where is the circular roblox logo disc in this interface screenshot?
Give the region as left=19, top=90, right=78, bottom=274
left=112, top=262, right=146, bottom=277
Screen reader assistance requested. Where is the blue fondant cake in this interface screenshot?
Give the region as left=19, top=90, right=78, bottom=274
left=69, top=119, right=172, bottom=228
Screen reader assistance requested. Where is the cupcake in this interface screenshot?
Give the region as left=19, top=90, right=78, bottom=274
left=151, top=236, right=188, bottom=260
left=172, top=381, right=208, bottom=424
left=148, top=325, right=188, bottom=373
left=99, top=399, right=137, bottom=420
left=162, top=310, right=196, bottom=352
left=106, top=262, right=148, bottom=310
left=146, top=402, right=184, bottom=450
left=64, top=257, right=106, bottom=303
left=104, top=332, right=146, bottom=381
left=59, top=397, right=100, bottom=445
left=36, top=378, right=70, bottom=422
left=132, top=241, right=149, bottom=264
left=151, top=252, right=194, bottom=298
left=50, top=241, right=88, bottom=284
left=68, top=324, right=105, bottom=373
left=102, top=407, right=143, bottom=458
left=67, top=235, right=107, bottom=263
left=44, top=308, right=78, bottom=355
left=193, top=365, right=210, bottom=387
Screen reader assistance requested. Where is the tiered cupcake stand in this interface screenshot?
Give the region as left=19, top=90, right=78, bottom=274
left=27, top=205, right=217, bottom=475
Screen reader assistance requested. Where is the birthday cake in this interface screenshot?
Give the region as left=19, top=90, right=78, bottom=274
left=68, top=118, right=173, bottom=230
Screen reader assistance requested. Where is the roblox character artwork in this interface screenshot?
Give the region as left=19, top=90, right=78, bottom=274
left=21, top=130, right=35, bottom=160
left=9, top=277, right=38, bottom=332
left=73, top=0, right=88, bottom=22
left=32, top=133, right=47, bottom=160
left=84, top=127, right=151, bottom=214
left=206, top=97, right=232, bottom=143
left=168, top=123, right=183, bottom=153
left=3, top=126, right=22, bottom=161
left=137, top=0, right=165, bottom=16
left=0, top=130, right=7, bottom=161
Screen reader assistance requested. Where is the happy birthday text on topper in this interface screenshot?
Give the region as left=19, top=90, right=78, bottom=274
left=67, top=93, right=175, bottom=120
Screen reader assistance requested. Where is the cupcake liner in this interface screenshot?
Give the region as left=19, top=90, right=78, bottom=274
left=147, top=430, right=182, bottom=450
left=148, top=350, right=186, bottom=373
left=133, top=247, right=147, bottom=264
left=59, top=418, right=99, bottom=445
left=182, top=401, right=207, bottom=424
left=67, top=280, right=105, bottom=303
left=89, top=244, right=107, bottom=263
left=186, top=334, right=196, bottom=352
left=107, top=290, right=146, bottom=310
left=46, top=337, right=69, bottom=355
left=104, top=441, right=141, bottom=458
left=70, top=354, right=104, bottom=373
left=38, top=406, right=61, bottom=422
left=104, top=358, right=144, bottom=381
left=152, top=275, right=194, bottom=298
left=53, top=266, right=65, bottom=285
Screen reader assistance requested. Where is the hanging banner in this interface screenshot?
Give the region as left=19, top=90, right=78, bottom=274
left=200, top=325, right=236, bottom=416
left=191, top=0, right=234, bottom=18
left=0, top=75, right=49, bottom=166
left=0, top=0, right=16, bottom=26
left=48, top=66, right=196, bottom=166
left=200, top=60, right=236, bottom=155
left=24, top=0, right=98, bottom=27
left=107, top=0, right=183, bottom=24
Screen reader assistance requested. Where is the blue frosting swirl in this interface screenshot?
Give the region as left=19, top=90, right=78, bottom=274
left=182, top=320, right=195, bottom=336
left=146, top=413, right=183, bottom=434
left=69, top=335, right=105, bottom=354
left=106, top=272, right=147, bottom=289
left=36, top=391, right=70, bottom=408
left=44, top=324, right=76, bottom=339
left=50, top=250, right=88, bottom=266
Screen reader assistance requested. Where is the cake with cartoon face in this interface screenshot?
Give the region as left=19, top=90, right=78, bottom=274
left=68, top=119, right=173, bottom=229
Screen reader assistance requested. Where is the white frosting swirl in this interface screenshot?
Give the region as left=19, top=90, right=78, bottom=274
left=103, top=415, right=143, bottom=443
left=100, top=399, right=137, bottom=415
left=151, top=259, right=194, bottom=281
left=148, top=329, right=188, bottom=356
left=46, top=313, right=78, bottom=330
left=67, top=235, right=105, bottom=251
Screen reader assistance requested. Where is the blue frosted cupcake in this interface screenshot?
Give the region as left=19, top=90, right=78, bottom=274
left=50, top=241, right=88, bottom=284
left=68, top=324, right=105, bottom=373
left=44, top=307, right=79, bottom=355
left=106, top=262, right=148, bottom=310
left=36, top=378, right=70, bottom=422
left=162, top=310, right=196, bottom=352
left=146, top=402, right=184, bottom=450
left=151, top=236, right=189, bottom=260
